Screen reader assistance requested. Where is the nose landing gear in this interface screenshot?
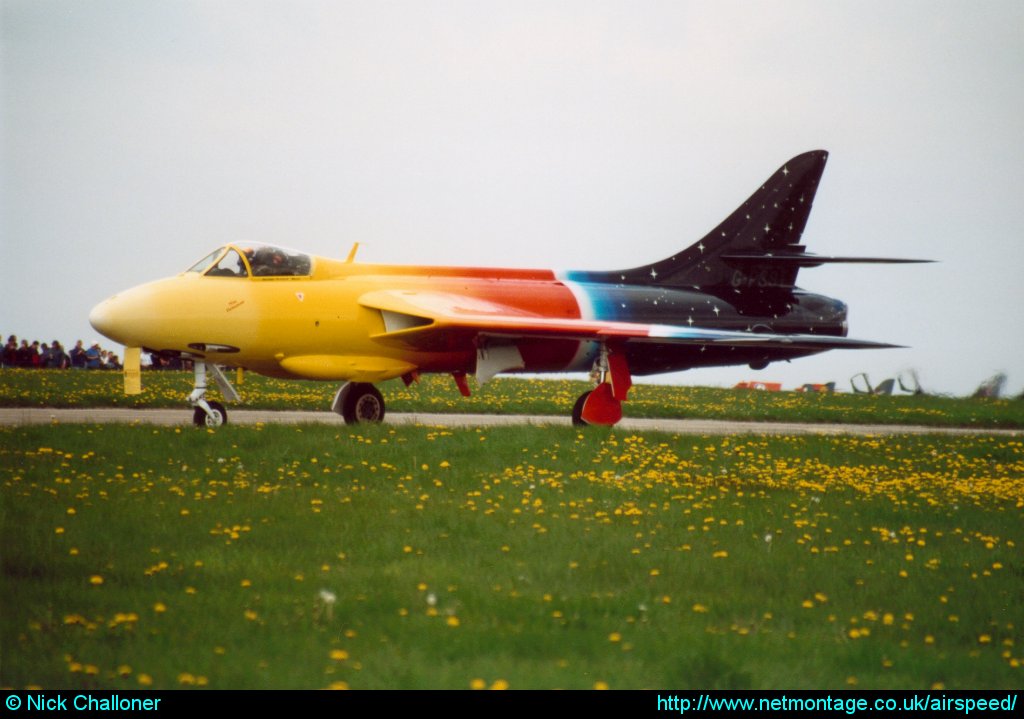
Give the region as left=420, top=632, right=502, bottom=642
left=189, top=361, right=240, bottom=427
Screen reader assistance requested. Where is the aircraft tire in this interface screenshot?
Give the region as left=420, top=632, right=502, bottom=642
left=342, top=383, right=385, bottom=424
left=571, top=391, right=591, bottom=426
left=193, top=401, right=228, bottom=427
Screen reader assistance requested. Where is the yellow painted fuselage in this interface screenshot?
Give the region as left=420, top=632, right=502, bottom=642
left=89, top=249, right=586, bottom=382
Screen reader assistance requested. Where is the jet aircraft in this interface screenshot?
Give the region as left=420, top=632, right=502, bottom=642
left=89, top=150, right=927, bottom=427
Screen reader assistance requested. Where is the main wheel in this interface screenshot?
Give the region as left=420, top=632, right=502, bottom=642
left=341, top=383, right=385, bottom=424
left=193, top=401, right=227, bottom=427
left=571, top=391, right=591, bottom=426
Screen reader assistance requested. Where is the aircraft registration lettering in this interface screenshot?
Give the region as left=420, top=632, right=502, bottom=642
left=730, top=268, right=787, bottom=288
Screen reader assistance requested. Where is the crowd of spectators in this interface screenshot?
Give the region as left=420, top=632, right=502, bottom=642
left=2, top=334, right=129, bottom=370
left=3, top=334, right=190, bottom=371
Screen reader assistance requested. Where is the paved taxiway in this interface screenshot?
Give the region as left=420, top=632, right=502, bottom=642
left=1, top=408, right=1020, bottom=436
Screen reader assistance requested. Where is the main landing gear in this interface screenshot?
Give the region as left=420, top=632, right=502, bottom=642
left=332, top=382, right=386, bottom=424
left=572, top=344, right=632, bottom=427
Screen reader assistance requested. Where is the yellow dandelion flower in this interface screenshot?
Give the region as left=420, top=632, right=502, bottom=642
left=490, top=679, right=509, bottom=690
left=594, top=681, right=609, bottom=690
left=446, top=616, right=460, bottom=627
left=608, top=632, right=622, bottom=642
left=329, top=649, right=349, bottom=661
left=470, top=678, right=486, bottom=690
left=89, top=575, right=103, bottom=586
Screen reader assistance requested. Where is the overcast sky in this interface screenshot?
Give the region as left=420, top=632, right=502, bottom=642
left=3, top=0, right=1022, bottom=397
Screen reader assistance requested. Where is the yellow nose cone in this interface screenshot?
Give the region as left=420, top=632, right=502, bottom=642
left=89, top=295, right=122, bottom=344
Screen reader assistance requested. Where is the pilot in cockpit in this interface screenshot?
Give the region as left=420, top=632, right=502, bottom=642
left=250, top=246, right=288, bottom=276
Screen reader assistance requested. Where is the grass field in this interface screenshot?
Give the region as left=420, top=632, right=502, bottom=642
left=3, top=422, right=1021, bottom=689
left=2, top=369, right=1023, bottom=428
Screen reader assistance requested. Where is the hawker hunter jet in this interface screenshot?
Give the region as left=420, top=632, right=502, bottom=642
left=89, top=150, right=927, bottom=427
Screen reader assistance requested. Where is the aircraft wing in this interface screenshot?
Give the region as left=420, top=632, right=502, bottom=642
left=359, top=290, right=900, bottom=352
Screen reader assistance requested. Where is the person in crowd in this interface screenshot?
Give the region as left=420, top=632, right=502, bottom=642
left=16, top=340, right=35, bottom=367
left=44, top=341, right=70, bottom=368
left=69, top=340, right=87, bottom=368
left=84, top=342, right=102, bottom=369
left=3, top=335, right=17, bottom=367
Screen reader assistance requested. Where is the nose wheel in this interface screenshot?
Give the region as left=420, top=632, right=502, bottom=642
left=193, top=401, right=227, bottom=427
left=188, top=361, right=240, bottom=427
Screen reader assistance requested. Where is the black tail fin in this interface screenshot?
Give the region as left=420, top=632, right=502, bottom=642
left=569, top=150, right=929, bottom=313
left=622, top=150, right=829, bottom=291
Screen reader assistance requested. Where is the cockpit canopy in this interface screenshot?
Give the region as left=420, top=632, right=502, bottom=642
left=186, top=244, right=312, bottom=278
